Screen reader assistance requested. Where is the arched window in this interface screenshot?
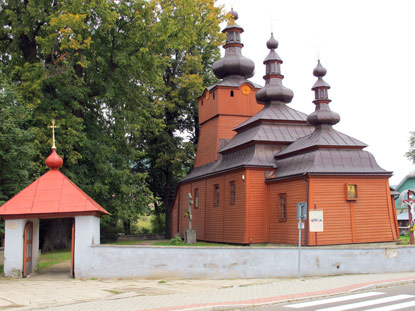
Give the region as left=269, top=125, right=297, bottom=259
left=230, top=90, right=234, bottom=97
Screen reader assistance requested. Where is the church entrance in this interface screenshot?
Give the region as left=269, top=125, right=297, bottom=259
left=23, top=221, right=33, bottom=277
left=32, top=218, right=75, bottom=279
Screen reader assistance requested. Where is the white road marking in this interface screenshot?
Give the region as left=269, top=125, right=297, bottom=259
left=315, top=294, right=414, bottom=311
left=285, top=292, right=384, bottom=308
left=366, top=300, right=415, bottom=311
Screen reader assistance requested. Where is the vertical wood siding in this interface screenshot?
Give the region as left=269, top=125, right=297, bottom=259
left=190, top=180, right=206, bottom=239
left=268, top=178, right=307, bottom=245
left=247, top=169, right=268, bottom=243
left=310, top=176, right=397, bottom=245
left=223, top=170, right=246, bottom=243
left=195, top=85, right=262, bottom=168
left=194, top=115, right=250, bottom=167
left=178, top=183, right=191, bottom=237
left=198, top=86, right=262, bottom=125
left=205, top=176, right=224, bottom=241
left=194, top=117, right=219, bottom=167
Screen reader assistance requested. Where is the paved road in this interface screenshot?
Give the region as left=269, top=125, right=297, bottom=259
left=238, top=284, right=415, bottom=311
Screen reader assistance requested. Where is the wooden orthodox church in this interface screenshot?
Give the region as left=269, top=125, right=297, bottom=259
left=171, top=9, right=399, bottom=246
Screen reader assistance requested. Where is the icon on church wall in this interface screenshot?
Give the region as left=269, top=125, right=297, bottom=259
left=346, top=184, right=358, bottom=200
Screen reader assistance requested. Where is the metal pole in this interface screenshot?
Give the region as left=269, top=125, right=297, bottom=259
left=298, top=220, right=301, bottom=279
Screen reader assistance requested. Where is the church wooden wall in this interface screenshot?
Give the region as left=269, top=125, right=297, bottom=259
left=171, top=169, right=247, bottom=244
left=268, top=178, right=307, bottom=245
left=198, top=85, right=261, bottom=125
left=246, top=168, right=268, bottom=243
left=194, top=84, right=262, bottom=168
left=307, top=176, right=398, bottom=245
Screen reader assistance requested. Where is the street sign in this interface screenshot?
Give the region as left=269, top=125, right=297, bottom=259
left=297, top=202, right=307, bottom=220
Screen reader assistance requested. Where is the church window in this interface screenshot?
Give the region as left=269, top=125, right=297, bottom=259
left=230, top=90, right=234, bottom=97
left=279, top=193, right=287, bottom=221
left=230, top=182, right=235, bottom=205
left=214, top=184, right=220, bottom=207
left=213, top=92, right=215, bottom=99
left=194, top=188, right=199, bottom=209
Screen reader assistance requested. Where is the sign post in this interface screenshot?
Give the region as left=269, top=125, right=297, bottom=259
left=297, top=202, right=307, bottom=279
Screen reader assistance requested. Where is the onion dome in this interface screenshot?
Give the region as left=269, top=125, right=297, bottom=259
left=45, top=148, right=63, bottom=169
left=212, top=8, right=255, bottom=79
left=307, top=60, right=340, bottom=125
left=256, top=33, right=294, bottom=104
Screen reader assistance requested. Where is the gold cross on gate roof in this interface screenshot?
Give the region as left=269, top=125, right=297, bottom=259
left=48, top=119, right=59, bottom=149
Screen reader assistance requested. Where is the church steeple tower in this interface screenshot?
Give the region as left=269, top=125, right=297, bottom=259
left=307, top=60, right=340, bottom=126
left=212, top=8, right=255, bottom=80
left=256, top=33, right=294, bottom=104
left=194, top=8, right=262, bottom=168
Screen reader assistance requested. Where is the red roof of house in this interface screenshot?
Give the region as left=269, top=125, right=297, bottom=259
left=0, top=149, right=109, bottom=218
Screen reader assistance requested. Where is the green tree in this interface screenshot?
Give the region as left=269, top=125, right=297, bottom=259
left=0, top=73, right=36, bottom=205
left=0, top=0, right=157, bottom=236
left=144, top=0, right=225, bottom=237
left=406, top=132, right=415, bottom=164
left=0, top=0, right=225, bottom=240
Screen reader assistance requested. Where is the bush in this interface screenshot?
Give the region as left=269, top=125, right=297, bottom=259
left=170, top=237, right=182, bottom=245
left=100, top=216, right=121, bottom=243
left=151, top=214, right=165, bottom=234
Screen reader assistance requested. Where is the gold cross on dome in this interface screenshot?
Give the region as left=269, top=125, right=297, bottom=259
left=48, top=119, right=59, bottom=149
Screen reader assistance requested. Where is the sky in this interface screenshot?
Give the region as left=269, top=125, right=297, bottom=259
left=215, top=0, right=415, bottom=185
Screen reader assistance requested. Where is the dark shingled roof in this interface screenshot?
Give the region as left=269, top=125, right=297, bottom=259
left=234, top=102, right=308, bottom=131
left=206, top=76, right=261, bottom=92
left=220, top=123, right=313, bottom=153
left=275, top=125, right=367, bottom=159
left=268, top=149, right=391, bottom=180
left=182, top=144, right=281, bottom=182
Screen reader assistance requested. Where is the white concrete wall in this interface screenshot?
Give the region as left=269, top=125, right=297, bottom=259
left=4, top=218, right=39, bottom=278
left=74, top=215, right=100, bottom=277
left=74, top=245, right=415, bottom=279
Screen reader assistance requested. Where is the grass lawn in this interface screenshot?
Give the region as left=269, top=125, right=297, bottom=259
left=105, top=240, right=144, bottom=245
left=38, top=250, right=71, bottom=270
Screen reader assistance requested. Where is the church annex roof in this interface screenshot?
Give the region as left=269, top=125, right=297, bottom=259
left=182, top=144, right=281, bottom=182
left=0, top=169, right=109, bottom=218
left=268, top=149, right=390, bottom=180
left=0, top=127, right=109, bottom=218
left=275, top=125, right=367, bottom=158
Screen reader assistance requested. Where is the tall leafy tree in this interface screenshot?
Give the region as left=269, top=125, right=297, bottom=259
left=0, top=72, right=36, bottom=205
left=0, top=0, right=225, bottom=240
left=145, top=0, right=225, bottom=237
left=0, top=0, right=158, bottom=237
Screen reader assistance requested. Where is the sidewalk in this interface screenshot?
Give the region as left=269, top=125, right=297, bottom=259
left=1, top=268, right=415, bottom=311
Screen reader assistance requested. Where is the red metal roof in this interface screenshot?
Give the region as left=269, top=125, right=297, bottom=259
left=0, top=169, right=109, bottom=218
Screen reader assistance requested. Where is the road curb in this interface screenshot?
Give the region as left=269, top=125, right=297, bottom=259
left=139, top=276, right=415, bottom=311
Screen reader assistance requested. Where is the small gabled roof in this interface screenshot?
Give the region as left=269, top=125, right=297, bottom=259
left=395, top=173, right=415, bottom=191
left=0, top=146, right=108, bottom=219
left=0, top=169, right=109, bottom=218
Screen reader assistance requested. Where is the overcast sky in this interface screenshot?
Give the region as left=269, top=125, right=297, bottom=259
left=215, top=0, right=415, bottom=185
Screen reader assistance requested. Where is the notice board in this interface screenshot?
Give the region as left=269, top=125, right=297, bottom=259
left=309, top=210, right=324, bottom=232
